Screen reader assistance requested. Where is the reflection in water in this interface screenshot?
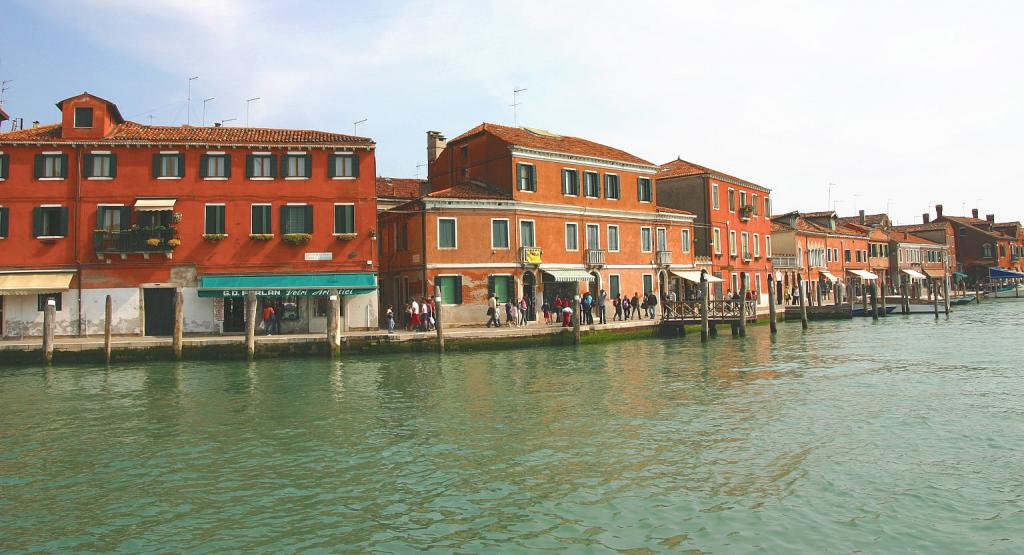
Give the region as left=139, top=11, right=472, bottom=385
left=1, top=302, right=1023, bottom=552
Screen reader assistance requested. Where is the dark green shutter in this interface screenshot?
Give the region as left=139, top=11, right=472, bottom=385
left=109, top=154, right=117, bottom=178
left=199, top=155, right=209, bottom=178
left=32, top=207, right=43, bottom=236
left=334, top=204, right=342, bottom=233
left=268, top=154, right=277, bottom=178
left=0, top=207, right=8, bottom=238
left=303, top=205, right=313, bottom=233
left=57, top=207, right=69, bottom=236
left=327, top=155, right=337, bottom=178
left=280, top=155, right=289, bottom=178
left=351, top=152, right=360, bottom=177
left=152, top=154, right=161, bottom=177
left=245, top=154, right=255, bottom=178
left=59, top=154, right=68, bottom=178
left=82, top=154, right=93, bottom=178
left=223, top=154, right=231, bottom=178
left=177, top=153, right=186, bottom=177
left=305, top=154, right=313, bottom=177
left=0, top=153, right=8, bottom=179
left=265, top=206, right=273, bottom=233
left=279, top=206, right=289, bottom=234
left=34, top=154, right=44, bottom=178
left=454, top=276, right=463, bottom=304
left=487, top=276, right=496, bottom=296
left=119, top=206, right=132, bottom=230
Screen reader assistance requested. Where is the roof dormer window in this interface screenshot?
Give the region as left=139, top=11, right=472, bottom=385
left=74, top=107, right=94, bottom=128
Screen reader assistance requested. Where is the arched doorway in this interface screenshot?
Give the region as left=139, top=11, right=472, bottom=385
left=522, top=271, right=537, bottom=321
left=589, top=271, right=601, bottom=296
left=658, top=270, right=669, bottom=300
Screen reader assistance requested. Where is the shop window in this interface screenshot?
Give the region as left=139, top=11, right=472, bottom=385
left=38, top=293, right=62, bottom=311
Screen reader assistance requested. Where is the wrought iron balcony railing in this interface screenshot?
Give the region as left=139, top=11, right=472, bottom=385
left=586, top=249, right=606, bottom=266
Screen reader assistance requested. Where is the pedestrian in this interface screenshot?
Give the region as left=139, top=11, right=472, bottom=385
left=505, top=298, right=515, bottom=327
left=420, top=297, right=430, bottom=331
left=542, top=299, right=552, bottom=324
left=647, top=292, right=658, bottom=319
left=631, top=292, right=642, bottom=320
left=597, top=289, right=607, bottom=324
left=613, top=294, right=623, bottom=321
left=581, top=292, right=592, bottom=325
left=385, top=305, right=395, bottom=334
left=261, top=303, right=275, bottom=336
left=561, top=303, right=573, bottom=327
left=486, top=293, right=499, bottom=327
left=622, top=295, right=631, bottom=320
left=270, top=301, right=282, bottom=334
left=410, top=298, right=421, bottom=331
left=519, top=296, right=529, bottom=326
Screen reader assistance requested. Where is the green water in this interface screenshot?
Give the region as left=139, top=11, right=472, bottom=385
left=2, top=303, right=1023, bottom=553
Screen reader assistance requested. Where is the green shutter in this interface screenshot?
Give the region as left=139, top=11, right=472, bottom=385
left=34, top=154, right=44, bottom=178
left=109, top=154, right=117, bottom=178
left=59, top=154, right=68, bottom=178
left=119, top=206, right=132, bottom=230
left=279, top=206, right=289, bottom=234
left=0, top=153, right=7, bottom=178
left=305, top=154, right=312, bottom=178
left=199, top=155, right=209, bottom=178
left=265, top=206, right=273, bottom=233
left=487, top=276, right=496, bottom=296
left=57, top=207, right=69, bottom=236
left=223, top=154, right=231, bottom=178
left=245, top=154, right=255, bottom=178
left=32, top=207, right=43, bottom=236
left=561, top=169, right=568, bottom=194
left=152, top=154, right=161, bottom=177
left=454, top=276, right=463, bottom=304
left=177, top=153, right=186, bottom=177
left=268, top=154, right=277, bottom=178
left=82, top=154, right=93, bottom=178
left=0, top=207, right=8, bottom=238
left=351, top=152, right=360, bottom=177
left=327, top=154, right=337, bottom=178
left=280, top=155, right=289, bottom=178
left=303, top=205, right=314, bottom=233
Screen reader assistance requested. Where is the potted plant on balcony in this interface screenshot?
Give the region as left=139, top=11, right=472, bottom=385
left=282, top=233, right=312, bottom=246
left=203, top=234, right=227, bottom=242
left=739, top=205, right=754, bottom=221
left=167, top=238, right=181, bottom=248
left=249, top=233, right=274, bottom=241
left=333, top=232, right=358, bottom=240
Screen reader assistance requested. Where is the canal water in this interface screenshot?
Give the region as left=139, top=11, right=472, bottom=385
left=2, top=303, right=1023, bottom=553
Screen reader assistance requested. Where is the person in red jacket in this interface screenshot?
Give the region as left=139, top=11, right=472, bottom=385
left=261, top=304, right=275, bottom=336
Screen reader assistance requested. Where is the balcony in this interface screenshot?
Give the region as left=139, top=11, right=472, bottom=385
left=94, top=228, right=177, bottom=259
left=655, top=250, right=672, bottom=266
left=742, top=250, right=753, bottom=262
left=519, top=246, right=542, bottom=265
left=772, top=255, right=799, bottom=269
left=586, top=249, right=606, bottom=267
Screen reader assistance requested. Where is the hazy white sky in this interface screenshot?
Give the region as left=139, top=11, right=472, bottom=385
left=3, top=0, right=1022, bottom=224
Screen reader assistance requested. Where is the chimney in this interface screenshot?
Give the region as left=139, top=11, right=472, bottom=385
left=972, top=208, right=979, bottom=219
left=923, top=213, right=930, bottom=224
left=986, top=214, right=995, bottom=223
left=31, top=120, right=40, bottom=129
left=859, top=209, right=866, bottom=225
left=426, top=131, right=447, bottom=165
left=214, top=122, right=222, bottom=127
left=935, top=204, right=943, bottom=218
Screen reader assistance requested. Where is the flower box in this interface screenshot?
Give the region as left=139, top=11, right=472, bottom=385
left=333, top=232, right=358, bottom=240
left=145, top=238, right=162, bottom=247
left=202, top=234, right=227, bottom=242
left=249, top=234, right=275, bottom=241
left=282, top=233, right=312, bottom=246
left=167, top=239, right=181, bottom=248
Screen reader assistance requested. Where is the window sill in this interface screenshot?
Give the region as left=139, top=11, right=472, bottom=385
left=156, top=176, right=182, bottom=180
left=249, top=177, right=274, bottom=181
left=517, top=189, right=536, bottom=193
left=203, top=177, right=229, bottom=181
left=39, top=177, right=66, bottom=181
left=284, top=177, right=310, bottom=181
left=331, top=176, right=357, bottom=180
left=37, top=236, right=65, bottom=240
left=87, top=177, right=113, bottom=181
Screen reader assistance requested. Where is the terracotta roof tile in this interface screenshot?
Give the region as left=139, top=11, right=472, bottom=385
left=655, top=206, right=695, bottom=216
left=376, top=177, right=424, bottom=200
left=657, top=158, right=769, bottom=192
left=889, top=231, right=942, bottom=246
left=0, top=120, right=373, bottom=146
left=427, top=181, right=512, bottom=200
left=837, top=213, right=888, bottom=227
left=450, top=123, right=653, bottom=167
left=891, top=222, right=950, bottom=233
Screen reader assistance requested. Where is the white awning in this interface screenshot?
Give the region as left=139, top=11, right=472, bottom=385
left=135, top=198, right=176, bottom=212
left=820, top=271, right=838, bottom=283
left=849, top=269, right=878, bottom=280
left=901, top=269, right=927, bottom=279
left=0, top=272, right=74, bottom=295
left=543, top=269, right=595, bottom=282
left=671, top=270, right=723, bottom=283
left=922, top=269, right=943, bottom=278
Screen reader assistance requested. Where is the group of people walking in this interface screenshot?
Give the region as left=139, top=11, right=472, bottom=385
left=611, top=292, right=659, bottom=321
left=384, top=297, right=438, bottom=334
left=486, top=295, right=530, bottom=327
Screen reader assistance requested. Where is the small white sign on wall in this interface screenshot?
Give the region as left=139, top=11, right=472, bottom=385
left=304, top=252, right=333, bottom=261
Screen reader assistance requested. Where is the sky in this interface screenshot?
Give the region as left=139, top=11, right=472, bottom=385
left=2, top=0, right=1022, bottom=225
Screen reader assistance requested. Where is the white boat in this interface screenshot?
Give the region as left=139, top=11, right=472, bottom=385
left=990, top=284, right=1024, bottom=299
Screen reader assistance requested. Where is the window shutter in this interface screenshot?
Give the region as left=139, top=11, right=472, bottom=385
left=0, top=153, right=7, bottom=178
left=327, top=155, right=337, bottom=178
left=34, top=154, right=44, bottom=178
left=58, top=207, right=69, bottom=236
left=268, top=154, right=277, bottom=178
left=561, top=169, right=568, bottom=195
left=303, top=205, right=313, bottom=233
left=59, top=154, right=68, bottom=178
left=265, top=206, right=273, bottom=233
left=280, top=155, right=289, bottom=178
left=152, top=154, right=161, bottom=177
left=109, top=154, right=117, bottom=178
left=333, top=204, right=342, bottom=233
left=177, top=153, right=186, bottom=177
left=199, top=155, right=209, bottom=178
left=223, top=154, right=231, bottom=178
left=32, top=207, right=43, bottom=236
left=304, top=154, right=313, bottom=177
left=279, top=205, right=290, bottom=234
left=455, top=276, right=463, bottom=304
left=119, top=206, right=132, bottom=230
left=487, top=276, right=496, bottom=297
left=637, top=178, right=643, bottom=200
left=0, top=207, right=8, bottom=238
left=82, top=154, right=92, bottom=178
left=351, top=152, right=360, bottom=177
left=245, top=154, right=255, bottom=178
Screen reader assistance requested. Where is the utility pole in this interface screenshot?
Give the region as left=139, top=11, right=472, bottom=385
left=415, top=163, right=426, bottom=179
left=202, top=97, right=214, bottom=126
left=186, top=76, right=199, bottom=125
left=827, top=182, right=838, bottom=211
left=218, top=118, right=236, bottom=127
left=511, top=87, right=527, bottom=127
left=0, top=80, right=11, bottom=105
left=245, top=97, right=260, bottom=127
left=353, top=118, right=367, bottom=135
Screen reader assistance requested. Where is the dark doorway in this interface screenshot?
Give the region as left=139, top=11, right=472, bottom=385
left=143, top=288, right=176, bottom=337
left=223, top=297, right=246, bottom=333
left=522, top=271, right=537, bottom=321
left=0, top=296, right=4, bottom=336
left=542, top=272, right=578, bottom=307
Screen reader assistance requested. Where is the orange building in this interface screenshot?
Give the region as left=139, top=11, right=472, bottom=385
left=655, top=159, right=773, bottom=306
left=769, top=211, right=872, bottom=303
left=0, top=93, right=378, bottom=337
left=378, top=124, right=696, bottom=325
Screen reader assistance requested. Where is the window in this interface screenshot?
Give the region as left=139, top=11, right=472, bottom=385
left=713, top=228, right=722, bottom=254
left=460, top=146, right=469, bottom=160
left=35, top=153, right=68, bottom=179
left=491, top=219, right=509, bottom=249
left=0, top=152, right=9, bottom=180
left=97, top=205, right=128, bottom=231
left=764, top=197, right=771, bottom=217
left=999, top=245, right=1007, bottom=257
left=565, top=223, right=579, bottom=251
left=280, top=204, right=313, bottom=234
left=641, top=227, right=652, bottom=252
left=562, top=169, right=579, bottom=196
left=73, top=106, right=94, bottom=128
left=711, top=184, right=719, bottom=210
left=731, top=274, right=739, bottom=295
left=84, top=153, right=116, bottom=178
left=436, top=275, right=463, bottom=304
left=0, top=206, right=9, bottom=238
left=282, top=153, right=311, bottom=178
left=604, top=174, right=620, bottom=199
left=958, top=228, right=967, bottom=237
left=205, top=204, right=226, bottom=235
left=201, top=153, right=230, bottom=178
left=728, top=189, right=736, bottom=212
left=739, top=191, right=748, bottom=209
left=583, top=172, right=600, bottom=197
left=844, top=249, right=851, bottom=262
left=438, top=218, right=457, bottom=248
left=642, top=274, right=653, bottom=295
left=248, top=154, right=276, bottom=178
left=637, top=177, right=653, bottom=202
left=33, top=206, right=68, bottom=237
left=609, top=274, right=621, bottom=298
left=681, top=229, right=691, bottom=253
left=586, top=224, right=600, bottom=250
left=656, top=227, right=667, bottom=251
left=153, top=153, right=184, bottom=178
left=765, top=235, right=772, bottom=258
left=753, top=234, right=760, bottom=257
left=37, top=293, right=62, bottom=312
left=741, top=232, right=749, bottom=258
left=752, top=194, right=759, bottom=216
left=334, top=204, right=355, bottom=234
left=251, top=204, right=272, bottom=234
left=520, top=220, right=536, bottom=247
left=329, top=153, right=358, bottom=178
left=834, top=248, right=839, bottom=261
left=729, top=230, right=737, bottom=257
left=488, top=275, right=514, bottom=302
left=608, top=225, right=620, bottom=252
left=517, top=163, right=536, bottom=192
left=396, top=222, right=408, bottom=252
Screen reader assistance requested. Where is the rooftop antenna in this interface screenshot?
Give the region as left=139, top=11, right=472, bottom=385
left=186, top=75, right=199, bottom=125
left=353, top=118, right=367, bottom=135
left=415, top=162, right=426, bottom=179
left=245, top=97, right=260, bottom=127
left=511, top=87, right=527, bottom=127
left=148, top=115, right=154, bottom=125
left=0, top=80, right=11, bottom=105
left=827, top=182, right=838, bottom=211
left=202, top=97, right=215, bottom=126
left=218, top=117, right=237, bottom=126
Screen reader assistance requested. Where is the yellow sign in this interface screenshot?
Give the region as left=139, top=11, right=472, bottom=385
left=524, top=248, right=542, bottom=264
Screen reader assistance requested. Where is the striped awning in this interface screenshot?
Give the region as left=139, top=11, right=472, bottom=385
left=901, top=269, right=927, bottom=279
left=0, top=272, right=75, bottom=295
left=543, top=269, right=595, bottom=282
left=922, top=269, right=944, bottom=278
left=849, top=269, right=878, bottom=280
left=671, top=270, right=723, bottom=283
left=135, top=198, right=176, bottom=212
left=820, top=271, right=838, bottom=283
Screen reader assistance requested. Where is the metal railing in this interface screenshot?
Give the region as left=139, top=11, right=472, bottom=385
left=94, top=228, right=176, bottom=254
left=586, top=249, right=606, bottom=266
left=661, top=300, right=756, bottom=321
left=519, top=246, right=542, bottom=265
left=772, top=255, right=799, bottom=269
left=655, top=250, right=672, bottom=266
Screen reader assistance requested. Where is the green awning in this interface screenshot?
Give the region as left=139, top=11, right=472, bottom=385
left=953, top=272, right=969, bottom=279
left=198, top=272, right=376, bottom=297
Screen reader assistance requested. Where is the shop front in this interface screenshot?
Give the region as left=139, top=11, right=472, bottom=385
left=198, top=273, right=377, bottom=334
left=0, top=271, right=76, bottom=337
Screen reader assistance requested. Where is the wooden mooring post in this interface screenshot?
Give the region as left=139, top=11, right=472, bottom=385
left=327, top=290, right=341, bottom=356
left=871, top=282, right=879, bottom=321
left=245, top=292, right=257, bottom=360
left=767, top=274, right=778, bottom=334
left=932, top=279, right=940, bottom=319
left=572, top=295, right=581, bottom=345
left=798, top=275, right=808, bottom=329
left=104, top=295, right=112, bottom=364
left=43, top=299, right=56, bottom=364
left=861, top=280, right=869, bottom=317
left=700, top=278, right=710, bottom=342
left=901, top=274, right=910, bottom=314
left=172, top=290, right=184, bottom=361
left=434, top=285, right=445, bottom=353
left=738, top=276, right=747, bottom=337
left=943, top=274, right=951, bottom=315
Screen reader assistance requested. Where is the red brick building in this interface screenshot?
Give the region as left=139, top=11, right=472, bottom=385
left=378, top=124, right=696, bottom=325
left=655, top=159, right=773, bottom=306
left=0, top=92, right=379, bottom=337
left=932, top=207, right=1014, bottom=282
